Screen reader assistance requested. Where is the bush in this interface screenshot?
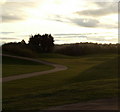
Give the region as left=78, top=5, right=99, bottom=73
left=2, top=42, right=38, bottom=58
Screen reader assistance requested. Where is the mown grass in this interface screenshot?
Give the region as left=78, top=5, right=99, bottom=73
left=2, top=56, right=53, bottom=77
left=3, top=53, right=118, bottom=110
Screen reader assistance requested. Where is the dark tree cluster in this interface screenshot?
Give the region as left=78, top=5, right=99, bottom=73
left=2, top=42, right=37, bottom=57
left=2, top=33, right=54, bottom=57
left=28, top=34, right=54, bottom=52
left=55, top=42, right=118, bottom=56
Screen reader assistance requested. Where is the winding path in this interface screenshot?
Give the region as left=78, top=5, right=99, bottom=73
left=1, top=54, right=68, bottom=82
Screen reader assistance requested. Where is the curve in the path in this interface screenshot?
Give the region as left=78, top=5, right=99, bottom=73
left=1, top=54, right=68, bottom=82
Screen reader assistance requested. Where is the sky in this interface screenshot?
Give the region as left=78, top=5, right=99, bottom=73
left=0, top=0, right=119, bottom=44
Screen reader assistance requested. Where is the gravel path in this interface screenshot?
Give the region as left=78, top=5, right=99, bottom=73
left=1, top=54, right=68, bottom=82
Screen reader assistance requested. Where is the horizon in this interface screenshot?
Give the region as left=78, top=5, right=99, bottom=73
left=0, top=0, right=119, bottom=45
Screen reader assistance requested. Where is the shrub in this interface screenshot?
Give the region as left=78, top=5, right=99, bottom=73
left=2, top=42, right=38, bottom=58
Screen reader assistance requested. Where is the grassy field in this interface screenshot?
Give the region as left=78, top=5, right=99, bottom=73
left=2, top=56, right=53, bottom=77
left=3, top=53, right=118, bottom=110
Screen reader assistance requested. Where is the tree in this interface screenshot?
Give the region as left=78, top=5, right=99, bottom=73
left=21, top=39, right=26, bottom=45
left=40, top=34, right=54, bottom=52
left=28, top=34, right=54, bottom=52
left=28, top=34, right=41, bottom=51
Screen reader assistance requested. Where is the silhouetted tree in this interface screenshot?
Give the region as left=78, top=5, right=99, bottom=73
left=28, top=34, right=54, bottom=52
left=28, top=34, right=41, bottom=51
left=21, top=39, right=26, bottom=45
left=40, top=34, right=54, bottom=52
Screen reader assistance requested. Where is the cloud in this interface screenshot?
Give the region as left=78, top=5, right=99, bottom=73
left=70, top=18, right=99, bottom=27
left=47, top=15, right=69, bottom=23
left=1, top=32, right=14, bottom=34
left=94, top=1, right=118, bottom=8
left=48, top=14, right=117, bottom=29
left=70, top=17, right=117, bottom=28
left=1, top=37, right=19, bottom=40
left=76, top=2, right=117, bottom=17
left=2, top=15, right=26, bottom=22
left=100, top=23, right=118, bottom=29
left=1, top=1, right=40, bottom=22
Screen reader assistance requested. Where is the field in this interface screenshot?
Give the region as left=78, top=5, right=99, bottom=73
left=3, top=53, right=118, bottom=110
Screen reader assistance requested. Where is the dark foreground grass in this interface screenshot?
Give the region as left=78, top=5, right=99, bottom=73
left=2, top=56, right=53, bottom=77
left=3, top=53, right=118, bottom=110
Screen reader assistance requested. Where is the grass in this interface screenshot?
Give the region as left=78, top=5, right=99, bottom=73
left=2, top=56, right=53, bottom=77
left=38, top=53, right=73, bottom=59
left=3, top=53, right=118, bottom=110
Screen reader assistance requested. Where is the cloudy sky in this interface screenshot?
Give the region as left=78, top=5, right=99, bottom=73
left=0, top=0, right=119, bottom=44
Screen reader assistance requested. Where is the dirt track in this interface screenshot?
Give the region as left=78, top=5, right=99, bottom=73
left=1, top=54, right=68, bottom=82
left=48, top=98, right=118, bottom=110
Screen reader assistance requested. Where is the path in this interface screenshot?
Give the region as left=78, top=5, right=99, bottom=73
left=48, top=98, right=118, bottom=110
left=1, top=54, right=68, bottom=82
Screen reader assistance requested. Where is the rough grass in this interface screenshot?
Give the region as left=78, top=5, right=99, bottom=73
left=3, top=53, right=118, bottom=110
left=2, top=56, right=53, bottom=77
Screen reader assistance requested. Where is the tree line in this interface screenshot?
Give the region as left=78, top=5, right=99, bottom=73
left=2, top=33, right=119, bottom=57
left=54, top=42, right=119, bottom=56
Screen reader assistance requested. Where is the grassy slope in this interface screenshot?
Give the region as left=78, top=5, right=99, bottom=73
left=3, top=53, right=118, bottom=110
left=2, top=56, right=53, bottom=77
